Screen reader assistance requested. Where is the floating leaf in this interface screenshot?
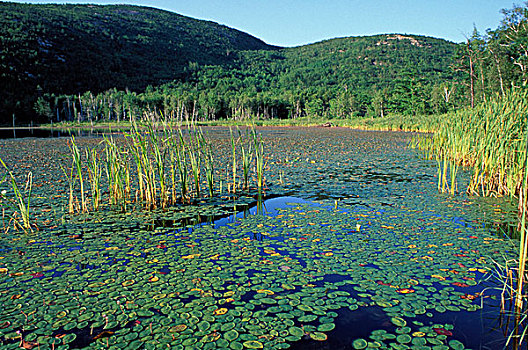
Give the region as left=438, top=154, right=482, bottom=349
left=168, top=325, right=187, bottom=333
left=309, top=332, right=328, bottom=341
left=391, top=317, right=406, bottom=327
left=243, top=340, right=264, bottom=349
left=352, top=338, right=368, bottom=349
left=317, top=323, right=335, bottom=332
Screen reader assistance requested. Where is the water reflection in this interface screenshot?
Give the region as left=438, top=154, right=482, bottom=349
left=0, top=127, right=112, bottom=139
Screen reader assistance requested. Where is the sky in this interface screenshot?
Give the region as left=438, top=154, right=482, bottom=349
left=5, top=0, right=520, bottom=46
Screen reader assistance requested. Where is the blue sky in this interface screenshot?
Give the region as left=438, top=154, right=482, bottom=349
left=6, top=0, right=518, bottom=46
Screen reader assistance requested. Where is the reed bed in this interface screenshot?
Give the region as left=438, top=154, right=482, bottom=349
left=413, top=90, right=527, bottom=201
left=61, top=119, right=267, bottom=214
left=412, top=89, right=528, bottom=339
left=0, top=157, right=33, bottom=232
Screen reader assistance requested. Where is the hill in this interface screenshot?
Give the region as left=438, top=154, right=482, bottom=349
left=127, top=34, right=460, bottom=121
left=0, top=3, right=460, bottom=124
left=0, top=2, right=274, bottom=123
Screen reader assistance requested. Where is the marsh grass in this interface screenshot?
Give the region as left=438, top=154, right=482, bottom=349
left=69, top=136, right=88, bottom=213
left=61, top=117, right=267, bottom=212
left=252, top=126, right=266, bottom=191
left=86, top=148, right=102, bottom=211
left=413, top=89, right=528, bottom=342
left=103, top=134, right=128, bottom=210
left=60, top=161, right=77, bottom=215
left=229, top=127, right=239, bottom=193
left=0, top=158, right=32, bottom=232
left=241, top=130, right=253, bottom=191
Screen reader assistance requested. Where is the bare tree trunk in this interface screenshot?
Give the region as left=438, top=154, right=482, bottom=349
left=468, top=40, right=475, bottom=108
left=489, top=48, right=505, bottom=97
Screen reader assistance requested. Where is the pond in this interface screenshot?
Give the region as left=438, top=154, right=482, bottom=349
left=0, top=127, right=520, bottom=349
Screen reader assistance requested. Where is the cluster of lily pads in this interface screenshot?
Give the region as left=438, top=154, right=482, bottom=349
left=0, top=196, right=515, bottom=349
left=0, top=127, right=520, bottom=349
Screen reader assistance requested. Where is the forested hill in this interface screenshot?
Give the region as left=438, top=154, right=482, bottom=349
left=0, top=2, right=459, bottom=124
left=0, top=2, right=275, bottom=122
left=226, top=34, right=459, bottom=118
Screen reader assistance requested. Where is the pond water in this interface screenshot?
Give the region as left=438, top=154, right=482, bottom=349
left=0, top=127, right=520, bottom=349
left=0, top=127, right=112, bottom=139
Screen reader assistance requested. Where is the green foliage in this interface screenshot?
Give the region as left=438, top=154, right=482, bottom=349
left=453, top=3, right=528, bottom=106
left=38, top=33, right=460, bottom=124
left=0, top=2, right=272, bottom=123
left=16, top=2, right=528, bottom=124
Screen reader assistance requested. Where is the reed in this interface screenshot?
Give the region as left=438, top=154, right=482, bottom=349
left=229, top=127, right=239, bottom=193
left=0, top=158, right=32, bottom=232
left=202, top=134, right=215, bottom=197
left=414, top=90, right=527, bottom=203
left=241, top=133, right=253, bottom=191
left=175, top=127, right=190, bottom=202
left=413, top=89, right=528, bottom=340
left=103, top=134, right=127, bottom=210
left=166, top=128, right=179, bottom=204
left=86, top=147, right=102, bottom=211
left=126, top=124, right=146, bottom=202
left=148, top=123, right=167, bottom=208
left=515, top=127, right=528, bottom=317
left=252, top=126, right=266, bottom=191
left=59, top=116, right=268, bottom=211
left=69, top=136, right=88, bottom=213
left=60, top=161, right=77, bottom=214
left=187, top=124, right=202, bottom=198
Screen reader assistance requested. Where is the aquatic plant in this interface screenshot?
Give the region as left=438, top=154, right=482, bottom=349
left=241, top=132, right=253, bottom=191
left=86, top=147, right=102, bottom=211
left=175, top=127, right=190, bottom=202
left=0, top=158, right=32, bottom=232
left=202, top=134, right=215, bottom=197
left=69, top=136, right=88, bottom=213
left=413, top=89, right=528, bottom=344
left=148, top=123, right=167, bottom=208
left=187, top=123, right=202, bottom=198
left=229, top=127, right=239, bottom=193
left=516, top=127, right=528, bottom=321
left=252, top=126, right=266, bottom=191
left=103, top=134, right=128, bottom=210
left=60, top=160, right=77, bottom=215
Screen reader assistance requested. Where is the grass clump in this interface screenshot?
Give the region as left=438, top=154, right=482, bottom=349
left=412, top=89, right=528, bottom=339
left=0, top=158, right=33, bottom=232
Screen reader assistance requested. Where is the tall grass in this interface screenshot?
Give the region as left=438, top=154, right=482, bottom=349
left=69, top=136, right=88, bottom=213
left=103, top=134, right=128, bottom=210
left=61, top=117, right=267, bottom=212
left=241, top=131, right=253, bottom=191
left=229, top=127, right=239, bottom=193
left=252, top=126, right=266, bottom=191
left=0, top=158, right=32, bottom=232
left=413, top=89, right=528, bottom=337
left=86, top=148, right=102, bottom=211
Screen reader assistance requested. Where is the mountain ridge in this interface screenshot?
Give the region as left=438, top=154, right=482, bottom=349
left=0, top=2, right=458, bottom=123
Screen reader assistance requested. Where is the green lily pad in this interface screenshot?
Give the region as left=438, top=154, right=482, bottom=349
left=225, top=329, right=239, bottom=342
left=243, top=340, right=264, bottom=349
left=317, top=323, right=335, bottom=332
left=352, top=338, right=368, bottom=349
left=289, top=326, right=304, bottom=337
left=391, top=317, right=406, bottom=327
left=298, top=314, right=317, bottom=322
left=309, top=332, right=328, bottom=341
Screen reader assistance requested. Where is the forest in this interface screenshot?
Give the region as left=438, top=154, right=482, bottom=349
left=0, top=2, right=527, bottom=125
